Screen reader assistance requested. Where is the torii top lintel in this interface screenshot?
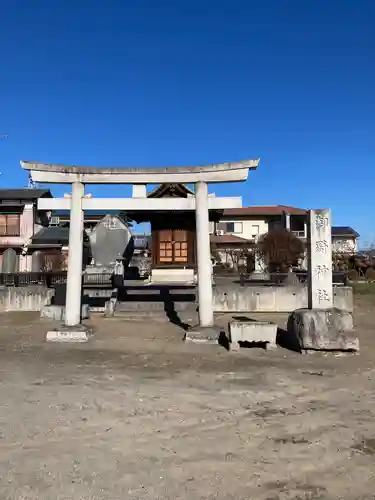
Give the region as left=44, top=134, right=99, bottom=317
left=21, top=159, right=259, bottom=184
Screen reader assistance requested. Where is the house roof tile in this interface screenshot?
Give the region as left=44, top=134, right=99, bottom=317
left=332, top=226, right=360, bottom=237
left=0, top=188, right=52, bottom=200
left=210, top=234, right=253, bottom=245
left=223, top=205, right=307, bottom=216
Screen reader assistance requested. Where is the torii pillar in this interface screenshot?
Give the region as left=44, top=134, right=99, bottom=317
left=22, top=159, right=259, bottom=342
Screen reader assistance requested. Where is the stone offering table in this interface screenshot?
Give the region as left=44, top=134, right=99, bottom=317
left=228, top=317, right=277, bottom=351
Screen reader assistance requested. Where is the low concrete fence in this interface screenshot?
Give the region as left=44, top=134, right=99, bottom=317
left=0, top=284, right=354, bottom=315
left=0, top=286, right=54, bottom=312
left=212, top=285, right=353, bottom=313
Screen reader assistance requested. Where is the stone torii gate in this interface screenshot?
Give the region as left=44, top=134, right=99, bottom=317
left=22, top=159, right=259, bottom=341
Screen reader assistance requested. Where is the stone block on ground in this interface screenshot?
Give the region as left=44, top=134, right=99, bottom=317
left=287, top=307, right=359, bottom=352
left=46, top=324, right=92, bottom=343
left=228, top=317, right=277, bottom=351
left=184, top=325, right=220, bottom=344
left=41, top=304, right=90, bottom=321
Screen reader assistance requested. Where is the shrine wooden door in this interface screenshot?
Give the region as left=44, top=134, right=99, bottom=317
left=157, top=229, right=189, bottom=265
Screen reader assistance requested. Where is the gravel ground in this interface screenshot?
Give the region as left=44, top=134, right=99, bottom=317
left=0, top=296, right=374, bottom=499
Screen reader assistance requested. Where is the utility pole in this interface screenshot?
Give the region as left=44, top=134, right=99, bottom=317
left=28, top=172, right=38, bottom=188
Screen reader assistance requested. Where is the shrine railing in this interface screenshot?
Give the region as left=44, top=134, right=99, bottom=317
left=214, top=271, right=348, bottom=286
left=0, top=271, right=349, bottom=288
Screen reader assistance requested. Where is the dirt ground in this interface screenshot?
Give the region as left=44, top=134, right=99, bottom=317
left=0, top=297, right=374, bottom=499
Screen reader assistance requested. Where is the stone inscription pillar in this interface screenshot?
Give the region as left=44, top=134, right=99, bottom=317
left=195, top=181, right=214, bottom=327
left=65, top=182, right=85, bottom=326
left=307, top=209, right=333, bottom=309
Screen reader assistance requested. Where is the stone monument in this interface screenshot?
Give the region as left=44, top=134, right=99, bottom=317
left=85, top=214, right=134, bottom=282
left=41, top=214, right=134, bottom=324
left=307, top=209, right=333, bottom=309
left=2, top=248, right=18, bottom=273
left=287, top=209, right=359, bottom=352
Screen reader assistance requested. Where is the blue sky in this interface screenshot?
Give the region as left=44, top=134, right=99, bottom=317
left=1, top=0, right=374, bottom=245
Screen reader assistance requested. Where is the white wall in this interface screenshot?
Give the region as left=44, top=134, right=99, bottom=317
left=332, top=237, right=357, bottom=253
left=217, top=217, right=269, bottom=240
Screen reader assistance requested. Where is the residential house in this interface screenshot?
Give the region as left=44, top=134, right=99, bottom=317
left=0, top=189, right=52, bottom=272
left=332, top=227, right=359, bottom=254
left=211, top=205, right=306, bottom=269
left=215, top=205, right=308, bottom=241
left=213, top=205, right=359, bottom=268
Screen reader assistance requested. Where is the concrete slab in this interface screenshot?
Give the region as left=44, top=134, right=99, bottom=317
left=184, top=325, right=220, bottom=344
left=228, top=318, right=277, bottom=351
left=46, top=324, right=92, bottom=343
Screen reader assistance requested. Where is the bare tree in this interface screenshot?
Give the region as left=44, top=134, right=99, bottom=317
left=39, top=251, right=64, bottom=272
left=256, top=229, right=305, bottom=273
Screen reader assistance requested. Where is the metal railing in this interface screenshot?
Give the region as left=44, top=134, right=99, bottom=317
left=0, top=272, right=65, bottom=287
left=0, top=272, right=113, bottom=288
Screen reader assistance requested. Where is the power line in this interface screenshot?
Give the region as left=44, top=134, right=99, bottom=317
left=28, top=172, right=38, bottom=189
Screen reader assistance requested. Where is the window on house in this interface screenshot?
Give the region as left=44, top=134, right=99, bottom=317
left=50, top=216, right=60, bottom=226
left=290, top=216, right=306, bottom=237
left=225, top=222, right=243, bottom=234
left=0, top=214, right=20, bottom=236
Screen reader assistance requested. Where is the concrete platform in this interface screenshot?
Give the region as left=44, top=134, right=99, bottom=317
left=150, top=268, right=195, bottom=284
left=228, top=317, right=277, bottom=351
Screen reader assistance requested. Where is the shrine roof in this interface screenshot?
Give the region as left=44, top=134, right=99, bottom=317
left=331, top=226, right=359, bottom=238
left=147, top=183, right=194, bottom=198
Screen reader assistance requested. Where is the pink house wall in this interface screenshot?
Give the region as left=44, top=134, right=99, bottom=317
left=0, top=204, right=40, bottom=272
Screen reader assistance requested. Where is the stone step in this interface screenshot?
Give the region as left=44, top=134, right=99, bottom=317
left=113, top=309, right=198, bottom=323
left=124, top=287, right=196, bottom=295
left=115, top=301, right=197, bottom=313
